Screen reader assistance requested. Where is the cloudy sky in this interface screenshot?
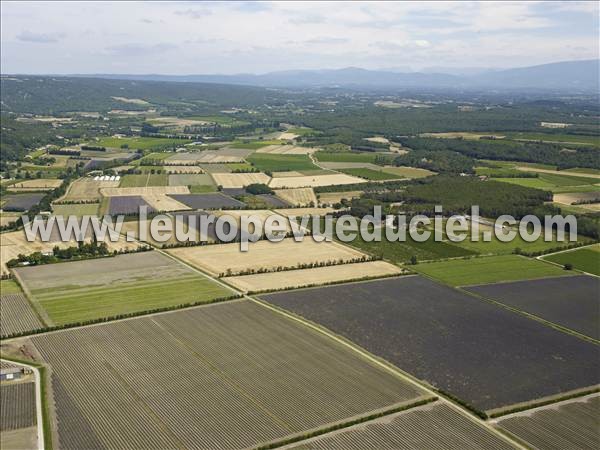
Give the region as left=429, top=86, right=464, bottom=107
left=1, top=1, right=598, bottom=74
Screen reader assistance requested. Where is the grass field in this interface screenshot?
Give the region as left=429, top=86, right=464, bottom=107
left=315, top=152, right=379, bottom=163
left=138, top=152, right=173, bottom=164
left=380, top=166, right=436, bottom=178
left=542, top=244, right=600, bottom=275
left=119, top=173, right=169, bottom=187
left=90, top=137, right=191, bottom=150
left=0, top=279, right=23, bottom=294
left=246, top=153, right=319, bottom=172
left=14, top=252, right=230, bottom=325
left=413, top=254, right=567, bottom=286
left=494, top=172, right=599, bottom=192
left=52, top=203, right=99, bottom=217
left=504, top=132, right=600, bottom=146
left=230, top=140, right=284, bottom=149
left=339, top=167, right=403, bottom=180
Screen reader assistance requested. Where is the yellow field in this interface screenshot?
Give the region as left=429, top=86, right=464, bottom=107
left=317, top=191, right=363, bottom=205
left=269, top=174, right=366, bottom=189
left=100, top=186, right=190, bottom=197
left=224, top=261, right=404, bottom=292
left=553, top=192, right=600, bottom=205
left=213, top=209, right=294, bottom=233
left=255, top=145, right=317, bottom=155
left=142, top=194, right=191, bottom=212
left=274, top=207, right=335, bottom=217
left=167, top=238, right=366, bottom=276
left=212, top=172, right=271, bottom=188
left=63, top=178, right=120, bottom=201
left=0, top=213, right=21, bottom=227
left=274, top=187, right=317, bottom=206
left=271, top=171, right=306, bottom=178
left=8, top=179, right=62, bottom=192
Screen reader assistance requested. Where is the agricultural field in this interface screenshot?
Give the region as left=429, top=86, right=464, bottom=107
left=413, top=254, right=568, bottom=286
left=224, top=260, right=404, bottom=292
left=380, top=166, right=436, bottom=178
left=292, top=402, right=516, bottom=450
left=421, top=132, right=506, bottom=140
left=269, top=173, right=366, bottom=188
left=1, top=193, right=45, bottom=212
left=466, top=275, right=600, bottom=339
left=494, top=172, right=599, bottom=193
left=0, top=383, right=36, bottom=431
left=51, top=202, right=99, bottom=217
left=246, top=153, right=319, bottom=172
left=163, top=165, right=205, bottom=174
left=62, top=177, right=119, bottom=202
left=317, top=190, right=363, bottom=205
left=100, top=186, right=191, bottom=212
left=0, top=294, right=44, bottom=337
left=119, top=173, right=168, bottom=187
left=0, top=212, right=21, bottom=227
left=30, top=300, right=427, bottom=449
left=542, top=244, right=600, bottom=275
left=107, top=196, right=154, bottom=215
left=211, top=172, right=271, bottom=188
left=168, top=173, right=215, bottom=186
left=275, top=207, right=335, bottom=217
left=167, top=237, right=366, bottom=276
left=7, top=179, right=62, bottom=192
left=255, top=144, right=317, bottom=155
left=274, top=187, right=317, bottom=206
left=319, top=162, right=382, bottom=170
left=504, top=132, right=600, bottom=146
left=13, top=252, right=231, bottom=326
left=339, top=168, right=404, bottom=180
left=90, top=136, right=191, bottom=150
left=315, top=152, right=379, bottom=163
left=0, top=279, right=22, bottom=294
left=261, top=276, right=600, bottom=414
left=495, top=394, right=600, bottom=449
left=230, top=139, right=284, bottom=149
left=166, top=151, right=244, bottom=164
left=169, top=193, right=245, bottom=209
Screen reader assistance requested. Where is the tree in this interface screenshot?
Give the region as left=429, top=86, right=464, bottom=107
left=410, top=255, right=418, bottom=265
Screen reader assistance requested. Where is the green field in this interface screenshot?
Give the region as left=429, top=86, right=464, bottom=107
left=230, top=140, right=283, bottom=149
left=138, top=152, right=173, bottom=164
left=186, top=115, right=250, bottom=126
left=52, top=203, right=99, bottom=216
left=315, top=152, right=379, bottom=163
left=495, top=172, right=599, bottom=192
left=246, top=153, right=319, bottom=172
left=414, top=254, right=568, bottom=286
left=91, top=137, right=191, bottom=150
left=227, top=163, right=256, bottom=171
left=346, top=233, right=476, bottom=264
left=33, top=276, right=231, bottom=325
left=504, top=132, right=600, bottom=147
left=0, top=279, right=23, bottom=294
left=339, top=168, right=403, bottom=180
left=120, top=173, right=168, bottom=187
left=168, top=173, right=215, bottom=187
left=189, top=184, right=218, bottom=193
left=542, top=245, right=600, bottom=276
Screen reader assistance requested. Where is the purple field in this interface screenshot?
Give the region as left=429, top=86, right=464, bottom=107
left=108, top=196, right=155, bottom=215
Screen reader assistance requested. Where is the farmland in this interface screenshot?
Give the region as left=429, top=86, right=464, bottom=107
left=261, top=276, right=600, bottom=413
left=466, top=275, right=600, bottom=339
left=0, top=294, right=44, bottom=337
left=318, top=190, right=363, bottom=205
left=339, top=168, right=403, bottom=180
left=413, top=254, right=568, bottom=286
left=1, top=193, right=45, bottom=212
left=315, top=152, right=379, bottom=163
left=168, top=173, right=215, bottom=186
left=269, top=173, right=366, bottom=188
left=224, top=261, right=404, bottom=292
left=255, top=144, right=317, bottom=155
left=167, top=238, right=366, bottom=276
left=494, top=172, right=599, bottom=192
left=52, top=203, right=99, bottom=217
left=30, top=300, right=427, bottom=449
left=495, top=394, right=600, bottom=449
left=542, top=244, right=600, bottom=275
left=62, top=177, right=119, bottom=202
left=90, top=136, right=191, bottom=150
left=246, top=153, right=320, bottom=172
left=107, top=196, right=154, bottom=214
left=211, top=172, right=271, bottom=188
left=169, top=193, right=245, bottom=209
left=292, top=402, right=515, bottom=449
left=7, top=179, right=62, bottom=192
left=119, top=173, right=168, bottom=187
left=274, top=187, right=317, bottom=206
left=13, top=252, right=231, bottom=325
left=0, top=383, right=36, bottom=430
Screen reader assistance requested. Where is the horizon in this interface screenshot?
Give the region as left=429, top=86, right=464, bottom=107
left=1, top=1, right=598, bottom=75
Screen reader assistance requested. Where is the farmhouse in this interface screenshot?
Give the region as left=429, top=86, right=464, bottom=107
left=0, top=367, right=23, bottom=381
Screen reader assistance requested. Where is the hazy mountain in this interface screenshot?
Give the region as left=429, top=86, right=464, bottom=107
left=71, top=59, right=599, bottom=92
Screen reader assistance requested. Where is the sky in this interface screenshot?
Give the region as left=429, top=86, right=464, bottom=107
left=1, top=1, right=598, bottom=74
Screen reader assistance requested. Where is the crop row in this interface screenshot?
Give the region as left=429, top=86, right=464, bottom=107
left=0, top=383, right=36, bottom=431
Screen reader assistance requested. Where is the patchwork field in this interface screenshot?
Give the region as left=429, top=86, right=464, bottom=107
left=7, top=179, right=62, bottom=192
left=274, top=187, right=317, bottom=206
left=261, top=276, right=600, bottom=414
left=413, top=255, right=568, bottom=286
left=0, top=294, right=44, bottom=337
left=269, top=174, right=366, bottom=188
left=1, top=194, right=45, bottom=212
left=315, top=152, right=379, bottom=163
left=52, top=203, right=99, bottom=217
left=274, top=207, right=335, bottom=217
left=339, top=168, right=403, bottom=180
left=13, top=252, right=230, bottom=325
left=319, top=162, right=382, bottom=170
left=466, top=275, right=600, bottom=339
left=30, top=300, right=427, bottom=449
left=164, top=166, right=205, bottom=174
left=92, top=136, right=190, bottom=150
left=247, top=153, right=319, bottom=172
left=169, top=193, right=245, bottom=209
left=167, top=238, right=366, bottom=276
left=107, top=196, right=154, bottom=215
left=63, top=178, right=120, bottom=202
left=168, top=173, right=215, bottom=186
left=318, top=190, right=363, bottom=205
left=542, top=244, right=600, bottom=275
left=495, top=394, right=600, bottom=449
left=211, top=172, right=271, bottom=188
left=291, top=402, right=516, bottom=450
left=255, top=144, right=317, bottom=155
left=495, top=172, right=599, bottom=193
left=100, top=186, right=191, bottom=211
left=0, top=382, right=36, bottom=431
left=224, top=261, right=404, bottom=292
left=119, top=173, right=168, bottom=187
left=166, top=151, right=244, bottom=164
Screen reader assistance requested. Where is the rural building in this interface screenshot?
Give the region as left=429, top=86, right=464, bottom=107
left=0, top=367, right=22, bottom=381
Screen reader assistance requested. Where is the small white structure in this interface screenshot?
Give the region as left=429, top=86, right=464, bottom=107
left=93, top=176, right=100, bottom=181
left=115, top=176, right=121, bottom=181
left=109, top=175, right=116, bottom=181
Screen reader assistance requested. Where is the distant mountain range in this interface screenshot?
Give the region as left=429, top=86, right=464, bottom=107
left=71, top=59, right=599, bottom=92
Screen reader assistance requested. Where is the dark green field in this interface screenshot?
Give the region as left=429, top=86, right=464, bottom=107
left=246, top=153, right=319, bottom=172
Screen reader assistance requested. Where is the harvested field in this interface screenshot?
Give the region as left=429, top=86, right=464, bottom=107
left=1, top=426, right=37, bottom=450
left=291, top=402, right=516, bottom=450
left=225, top=261, right=404, bottom=292
left=414, top=255, right=568, bottom=286
left=100, top=186, right=189, bottom=198
left=0, top=383, right=36, bottom=431
left=466, top=275, right=600, bottom=339
left=255, top=145, right=317, bottom=155
left=52, top=203, right=99, bottom=217
left=31, top=300, right=427, bottom=449
left=553, top=191, right=600, bottom=205
left=495, top=394, right=600, bottom=450
left=167, top=237, right=366, bottom=276
left=63, top=178, right=119, bottom=202
left=164, top=166, right=205, bottom=174
left=261, top=276, right=600, bottom=413
left=212, top=172, right=271, bottom=188
left=271, top=171, right=306, bottom=177
left=108, top=196, right=155, bottom=215
left=275, top=207, right=335, bottom=217
left=168, top=174, right=215, bottom=186
left=139, top=194, right=190, bottom=212
left=166, top=151, right=244, bottom=164
left=318, top=190, right=363, bottom=205
left=364, top=136, right=390, bottom=144
left=199, top=163, right=236, bottom=173
left=14, top=252, right=230, bottom=325
left=119, top=173, right=168, bottom=187
left=269, top=174, right=366, bottom=189
left=542, top=244, right=600, bottom=275
left=0, top=213, right=20, bottom=227
left=1, top=194, right=45, bottom=212
left=0, top=294, right=44, bottom=337
left=213, top=210, right=295, bottom=235
left=274, top=187, right=317, bottom=206
left=169, top=193, right=245, bottom=209
left=340, top=168, right=403, bottom=180
left=7, top=179, right=62, bottom=192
